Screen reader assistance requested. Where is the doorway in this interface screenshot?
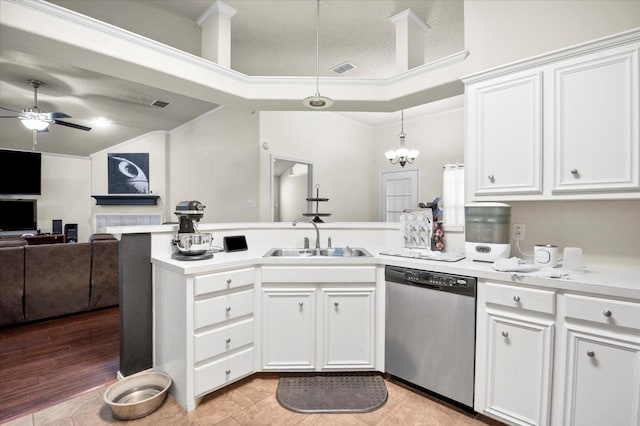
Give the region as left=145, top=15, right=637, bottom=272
left=379, top=169, right=419, bottom=221
left=270, top=156, right=313, bottom=222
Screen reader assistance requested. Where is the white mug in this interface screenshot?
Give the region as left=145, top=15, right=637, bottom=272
left=534, top=244, right=559, bottom=267
left=563, top=247, right=584, bottom=273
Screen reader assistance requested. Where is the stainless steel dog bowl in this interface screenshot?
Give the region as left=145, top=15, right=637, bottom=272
left=103, top=372, right=172, bottom=420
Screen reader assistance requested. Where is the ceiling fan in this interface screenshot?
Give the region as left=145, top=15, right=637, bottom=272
left=0, top=79, right=92, bottom=133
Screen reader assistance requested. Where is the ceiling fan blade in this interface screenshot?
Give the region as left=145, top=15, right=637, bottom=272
left=45, top=112, right=71, bottom=119
left=0, top=106, right=21, bottom=114
left=53, top=119, right=92, bottom=131
left=0, top=115, right=20, bottom=118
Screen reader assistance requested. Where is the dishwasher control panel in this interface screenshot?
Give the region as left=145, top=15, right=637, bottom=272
left=385, top=266, right=476, bottom=297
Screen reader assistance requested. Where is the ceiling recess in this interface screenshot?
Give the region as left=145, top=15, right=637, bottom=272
left=151, top=100, right=170, bottom=108
left=331, top=61, right=356, bottom=75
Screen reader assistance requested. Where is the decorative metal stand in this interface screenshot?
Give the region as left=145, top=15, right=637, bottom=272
left=303, top=184, right=331, bottom=223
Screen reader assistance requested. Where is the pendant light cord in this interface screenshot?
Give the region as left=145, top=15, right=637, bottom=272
left=315, top=0, right=320, bottom=96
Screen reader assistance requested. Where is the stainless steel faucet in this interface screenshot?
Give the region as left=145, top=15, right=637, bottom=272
left=293, top=218, right=320, bottom=249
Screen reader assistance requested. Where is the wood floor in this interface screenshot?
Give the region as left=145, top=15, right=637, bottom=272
left=0, top=307, right=119, bottom=423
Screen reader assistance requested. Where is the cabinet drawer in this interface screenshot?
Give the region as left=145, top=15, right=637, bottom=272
left=195, top=268, right=254, bottom=296
left=195, top=289, right=254, bottom=329
left=194, top=347, right=254, bottom=397
left=194, top=318, right=254, bottom=363
left=565, top=294, right=640, bottom=329
left=485, top=282, right=556, bottom=315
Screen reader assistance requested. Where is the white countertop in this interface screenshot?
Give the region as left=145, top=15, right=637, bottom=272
left=152, top=246, right=640, bottom=300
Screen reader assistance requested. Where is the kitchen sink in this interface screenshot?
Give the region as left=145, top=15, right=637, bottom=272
left=263, top=247, right=372, bottom=257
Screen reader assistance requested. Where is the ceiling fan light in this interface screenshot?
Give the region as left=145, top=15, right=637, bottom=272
left=21, top=118, right=50, bottom=131
left=302, top=94, right=334, bottom=109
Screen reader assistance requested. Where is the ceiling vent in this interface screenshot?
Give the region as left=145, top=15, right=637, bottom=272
left=331, top=61, right=356, bottom=75
left=151, top=100, right=170, bottom=108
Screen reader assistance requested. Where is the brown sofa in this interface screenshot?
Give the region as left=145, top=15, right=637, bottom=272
left=0, top=234, right=119, bottom=327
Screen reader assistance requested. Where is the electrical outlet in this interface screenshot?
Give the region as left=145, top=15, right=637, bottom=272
left=513, top=224, right=526, bottom=241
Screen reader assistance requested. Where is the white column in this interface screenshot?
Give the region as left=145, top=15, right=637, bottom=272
left=197, top=0, right=237, bottom=68
left=388, top=9, right=430, bottom=74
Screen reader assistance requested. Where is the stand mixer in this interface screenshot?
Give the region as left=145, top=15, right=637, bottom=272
left=171, top=201, right=214, bottom=261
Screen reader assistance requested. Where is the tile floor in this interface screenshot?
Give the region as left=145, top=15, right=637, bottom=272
left=4, top=374, right=495, bottom=426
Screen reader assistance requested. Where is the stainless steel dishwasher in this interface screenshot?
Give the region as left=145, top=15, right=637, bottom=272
left=385, top=265, right=477, bottom=409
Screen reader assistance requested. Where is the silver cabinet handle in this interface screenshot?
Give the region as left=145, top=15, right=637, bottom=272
left=587, top=350, right=595, bottom=358
left=513, top=295, right=520, bottom=302
left=488, top=174, right=495, bottom=182
left=570, top=169, right=578, bottom=175
left=501, top=331, right=509, bottom=338
left=225, top=369, right=231, bottom=375
left=603, top=309, right=612, bottom=317
left=298, top=302, right=304, bottom=307
left=225, top=338, right=231, bottom=344
left=225, top=306, right=231, bottom=312
left=226, top=278, right=232, bottom=284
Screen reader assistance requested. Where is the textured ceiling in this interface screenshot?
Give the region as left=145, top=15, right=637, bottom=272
left=0, top=0, right=464, bottom=156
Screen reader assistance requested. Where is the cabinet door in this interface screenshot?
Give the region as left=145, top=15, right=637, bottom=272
left=321, top=288, right=375, bottom=369
left=467, top=70, right=543, bottom=198
left=562, top=329, right=640, bottom=426
left=551, top=45, right=639, bottom=193
left=262, top=288, right=315, bottom=369
left=483, top=313, right=554, bottom=426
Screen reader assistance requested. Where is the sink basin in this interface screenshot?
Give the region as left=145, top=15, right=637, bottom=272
left=266, top=248, right=318, bottom=257
left=264, top=248, right=372, bottom=258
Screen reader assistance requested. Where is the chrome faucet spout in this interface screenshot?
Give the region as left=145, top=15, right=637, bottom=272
left=293, top=218, right=321, bottom=249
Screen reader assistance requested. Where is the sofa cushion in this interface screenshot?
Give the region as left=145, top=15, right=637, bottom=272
left=25, top=243, right=91, bottom=322
left=89, top=239, right=120, bottom=309
left=0, top=245, right=26, bottom=327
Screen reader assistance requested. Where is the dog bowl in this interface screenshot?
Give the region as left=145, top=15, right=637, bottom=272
left=103, top=372, right=172, bottom=420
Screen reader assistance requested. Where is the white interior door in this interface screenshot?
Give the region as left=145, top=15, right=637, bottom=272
left=380, top=170, right=419, bottom=221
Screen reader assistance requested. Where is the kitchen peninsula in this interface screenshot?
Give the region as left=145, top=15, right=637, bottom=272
left=108, top=222, right=640, bottom=425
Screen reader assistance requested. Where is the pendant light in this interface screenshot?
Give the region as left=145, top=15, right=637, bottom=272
left=302, top=0, right=333, bottom=109
left=385, top=110, right=419, bottom=167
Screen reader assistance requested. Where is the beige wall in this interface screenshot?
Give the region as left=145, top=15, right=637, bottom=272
left=169, top=106, right=260, bottom=223
left=509, top=200, right=640, bottom=266
left=463, top=0, right=640, bottom=73
left=90, top=131, right=168, bottom=222
left=39, top=154, right=92, bottom=241
left=259, top=111, right=377, bottom=222
left=374, top=98, right=465, bottom=218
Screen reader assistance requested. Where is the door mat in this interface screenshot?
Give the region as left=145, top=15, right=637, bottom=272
left=276, top=373, right=388, bottom=413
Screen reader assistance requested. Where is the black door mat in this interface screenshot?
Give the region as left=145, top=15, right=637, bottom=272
left=276, top=372, right=388, bottom=414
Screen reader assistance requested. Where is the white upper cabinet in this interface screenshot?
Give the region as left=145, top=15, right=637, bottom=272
left=467, top=70, right=543, bottom=196
left=464, top=29, right=640, bottom=201
left=550, top=45, right=639, bottom=194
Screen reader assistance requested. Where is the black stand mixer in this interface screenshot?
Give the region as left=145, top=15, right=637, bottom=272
left=171, top=201, right=214, bottom=261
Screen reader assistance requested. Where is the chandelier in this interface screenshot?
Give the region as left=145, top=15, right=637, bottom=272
left=385, top=110, right=419, bottom=167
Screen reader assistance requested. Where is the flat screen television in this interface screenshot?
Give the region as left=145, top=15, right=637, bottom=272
left=0, top=199, right=37, bottom=233
left=0, top=149, right=42, bottom=195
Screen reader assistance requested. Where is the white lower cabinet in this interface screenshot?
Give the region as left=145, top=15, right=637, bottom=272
left=321, top=288, right=375, bottom=369
left=262, top=288, right=316, bottom=369
left=153, top=266, right=256, bottom=411
left=261, top=266, right=380, bottom=372
left=555, top=294, right=640, bottom=426
left=476, top=281, right=640, bottom=426
left=476, top=281, right=555, bottom=426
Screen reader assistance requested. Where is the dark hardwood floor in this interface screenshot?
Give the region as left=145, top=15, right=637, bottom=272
left=0, top=307, right=119, bottom=423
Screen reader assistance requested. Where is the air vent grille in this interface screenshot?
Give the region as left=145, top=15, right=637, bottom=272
left=151, top=100, right=170, bottom=108
left=331, top=61, right=356, bottom=75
